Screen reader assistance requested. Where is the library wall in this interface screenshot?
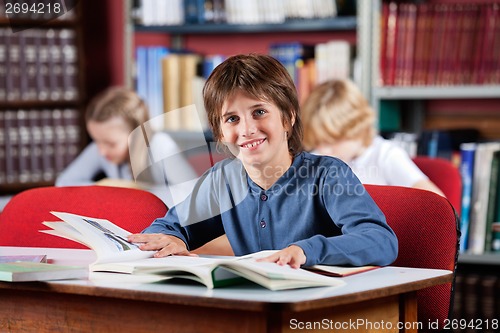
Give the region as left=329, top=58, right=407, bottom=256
left=82, top=0, right=126, bottom=97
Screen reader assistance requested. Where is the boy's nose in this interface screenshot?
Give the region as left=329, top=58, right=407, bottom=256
left=240, top=118, right=256, bottom=137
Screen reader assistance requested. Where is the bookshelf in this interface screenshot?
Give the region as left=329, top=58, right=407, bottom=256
left=370, top=0, right=500, bottom=136
left=368, top=0, right=500, bottom=322
left=0, top=2, right=84, bottom=194
left=124, top=0, right=369, bottom=138
left=0, top=1, right=123, bottom=197
left=459, top=253, right=500, bottom=266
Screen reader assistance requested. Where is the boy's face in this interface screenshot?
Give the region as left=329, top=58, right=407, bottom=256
left=87, top=117, right=131, bottom=165
left=316, top=139, right=365, bottom=163
left=219, top=91, right=290, bottom=169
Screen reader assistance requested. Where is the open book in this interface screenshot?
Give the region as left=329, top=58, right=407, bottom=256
left=40, top=212, right=351, bottom=290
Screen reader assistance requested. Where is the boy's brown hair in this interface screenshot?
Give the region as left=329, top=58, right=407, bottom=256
left=85, top=87, right=149, bottom=132
left=301, top=79, right=375, bottom=151
left=203, top=54, right=303, bottom=156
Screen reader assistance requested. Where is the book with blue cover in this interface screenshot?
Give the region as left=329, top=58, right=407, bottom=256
left=459, top=143, right=476, bottom=252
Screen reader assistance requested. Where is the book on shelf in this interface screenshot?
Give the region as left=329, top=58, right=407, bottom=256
left=454, top=271, right=499, bottom=325
left=0, top=108, right=81, bottom=185
left=484, top=150, right=500, bottom=253
left=0, top=27, right=80, bottom=103
left=458, top=143, right=477, bottom=253
left=40, top=212, right=356, bottom=290
left=379, top=1, right=500, bottom=86
left=467, top=142, right=500, bottom=254
left=0, top=261, right=88, bottom=282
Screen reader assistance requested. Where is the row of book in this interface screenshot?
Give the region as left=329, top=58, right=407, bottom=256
left=459, top=141, right=500, bottom=255
left=269, top=40, right=352, bottom=103
left=0, top=0, right=76, bottom=21
left=0, top=27, right=79, bottom=102
left=135, top=40, right=352, bottom=131
left=388, top=128, right=500, bottom=255
left=135, top=46, right=210, bottom=131
left=453, top=271, right=500, bottom=333
left=0, top=108, right=81, bottom=185
left=380, top=1, right=500, bottom=86
left=132, top=0, right=339, bottom=26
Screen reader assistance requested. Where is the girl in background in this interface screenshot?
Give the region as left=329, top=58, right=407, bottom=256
left=301, top=79, right=444, bottom=196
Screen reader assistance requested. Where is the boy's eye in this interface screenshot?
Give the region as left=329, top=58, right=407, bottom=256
left=225, top=115, right=238, bottom=123
left=254, top=109, right=266, bottom=116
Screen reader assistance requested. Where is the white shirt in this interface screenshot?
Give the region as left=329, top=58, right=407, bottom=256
left=349, top=136, right=427, bottom=187
left=56, top=132, right=197, bottom=207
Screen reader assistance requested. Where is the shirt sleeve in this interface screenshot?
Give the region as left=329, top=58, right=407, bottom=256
left=142, top=162, right=232, bottom=250
left=293, top=162, right=399, bottom=267
left=55, top=143, right=106, bottom=186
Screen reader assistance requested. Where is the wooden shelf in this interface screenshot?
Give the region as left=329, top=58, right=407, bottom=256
left=0, top=181, right=54, bottom=195
left=134, top=17, right=357, bottom=34
left=458, top=253, right=500, bottom=265
left=373, top=86, right=500, bottom=100
left=0, top=17, right=78, bottom=27
left=0, top=100, right=82, bottom=110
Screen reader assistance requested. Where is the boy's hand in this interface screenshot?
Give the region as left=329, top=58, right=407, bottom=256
left=127, top=233, right=193, bottom=257
left=257, top=245, right=306, bottom=269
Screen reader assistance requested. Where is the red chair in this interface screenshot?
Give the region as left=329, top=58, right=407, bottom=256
left=365, top=184, right=459, bottom=332
left=0, top=186, right=167, bottom=248
left=413, top=156, right=462, bottom=216
left=187, top=150, right=227, bottom=176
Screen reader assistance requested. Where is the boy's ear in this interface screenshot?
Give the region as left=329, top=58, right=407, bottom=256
left=290, top=112, right=296, bottom=129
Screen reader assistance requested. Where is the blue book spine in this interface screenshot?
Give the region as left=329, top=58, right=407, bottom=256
left=146, top=47, right=157, bottom=116
left=184, top=0, right=205, bottom=24
left=203, top=54, right=225, bottom=79
left=136, top=47, right=148, bottom=101
left=459, top=143, right=477, bottom=252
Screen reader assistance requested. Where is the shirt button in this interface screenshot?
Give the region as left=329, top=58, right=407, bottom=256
left=260, top=194, right=268, bottom=201
left=260, top=220, right=266, bottom=228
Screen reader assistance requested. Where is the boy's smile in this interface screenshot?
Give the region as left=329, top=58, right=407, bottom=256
left=240, top=138, right=266, bottom=150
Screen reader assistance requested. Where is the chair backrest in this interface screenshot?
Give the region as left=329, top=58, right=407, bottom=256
left=0, top=186, right=168, bottom=248
left=365, top=184, right=459, bottom=331
left=187, top=150, right=227, bottom=176
left=413, top=155, right=462, bottom=215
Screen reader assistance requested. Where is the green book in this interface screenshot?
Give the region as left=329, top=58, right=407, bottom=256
left=0, top=255, right=47, bottom=263
left=485, top=150, right=500, bottom=252
left=0, top=262, right=88, bottom=282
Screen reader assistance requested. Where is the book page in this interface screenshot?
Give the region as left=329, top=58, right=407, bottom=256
left=48, top=212, right=154, bottom=264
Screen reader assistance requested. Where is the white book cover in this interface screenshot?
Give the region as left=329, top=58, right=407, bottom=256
left=467, top=142, right=500, bottom=254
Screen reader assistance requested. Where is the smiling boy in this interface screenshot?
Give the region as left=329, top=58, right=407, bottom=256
left=129, top=54, right=398, bottom=268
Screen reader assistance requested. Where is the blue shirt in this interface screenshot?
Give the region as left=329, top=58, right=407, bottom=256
left=144, top=152, right=398, bottom=267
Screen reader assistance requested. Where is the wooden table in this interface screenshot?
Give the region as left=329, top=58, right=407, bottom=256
left=0, top=247, right=452, bottom=333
